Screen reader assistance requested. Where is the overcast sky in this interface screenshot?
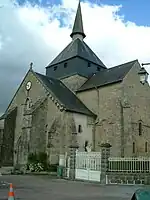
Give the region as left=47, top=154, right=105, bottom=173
left=1, top=0, right=150, bottom=115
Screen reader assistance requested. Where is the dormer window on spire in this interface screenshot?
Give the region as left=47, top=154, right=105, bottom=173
left=88, top=62, right=91, bottom=67
left=97, top=67, right=100, bottom=71
left=64, top=63, right=68, bottom=68
left=54, top=66, right=57, bottom=71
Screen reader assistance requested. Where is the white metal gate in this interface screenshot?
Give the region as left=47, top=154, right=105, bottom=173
left=75, top=152, right=101, bottom=182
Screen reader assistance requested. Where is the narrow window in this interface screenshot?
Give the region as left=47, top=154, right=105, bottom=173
left=64, top=63, right=67, bottom=68
left=145, top=142, right=148, bottom=152
left=97, top=67, right=100, bottom=71
left=139, top=122, right=142, bottom=136
left=88, top=62, right=91, bottom=67
left=84, top=140, right=88, bottom=152
left=78, top=125, right=82, bottom=133
left=26, top=98, right=31, bottom=110
left=133, top=142, right=135, bottom=153
left=54, top=66, right=57, bottom=71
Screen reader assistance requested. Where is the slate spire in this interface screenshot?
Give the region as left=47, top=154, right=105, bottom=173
left=70, top=1, right=86, bottom=40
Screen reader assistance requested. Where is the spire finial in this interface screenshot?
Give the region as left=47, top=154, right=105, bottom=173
left=70, top=1, right=86, bottom=40
left=30, top=62, right=33, bottom=70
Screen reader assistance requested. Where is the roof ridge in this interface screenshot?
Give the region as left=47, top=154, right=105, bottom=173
left=77, top=59, right=137, bottom=92
left=111, top=59, right=138, bottom=69
left=47, top=40, right=74, bottom=67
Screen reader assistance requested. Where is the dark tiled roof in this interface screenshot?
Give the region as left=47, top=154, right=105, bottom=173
left=47, top=38, right=106, bottom=68
left=78, top=60, right=137, bottom=92
left=35, top=72, right=95, bottom=117
left=0, top=107, right=17, bottom=120
left=0, top=113, right=5, bottom=120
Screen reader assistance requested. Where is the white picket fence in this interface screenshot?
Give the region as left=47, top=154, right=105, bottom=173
left=108, top=157, right=150, bottom=172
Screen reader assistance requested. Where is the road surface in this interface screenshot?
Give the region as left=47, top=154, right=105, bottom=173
left=0, top=175, right=145, bottom=200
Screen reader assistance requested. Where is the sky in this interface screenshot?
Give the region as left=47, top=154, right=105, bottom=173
left=1, top=0, right=150, bottom=114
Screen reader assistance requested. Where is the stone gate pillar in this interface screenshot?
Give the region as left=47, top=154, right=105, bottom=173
left=100, top=143, right=111, bottom=184
left=69, top=132, right=79, bottom=180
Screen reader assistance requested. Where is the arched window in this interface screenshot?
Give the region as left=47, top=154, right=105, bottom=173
left=25, top=98, right=32, bottom=111
left=54, top=66, right=57, bottom=71
left=26, top=98, right=30, bottom=110
left=78, top=125, right=82, bottom=133
left=139, top=122, right=142, bottom=136
left=88, top=62, right=91, bottom=67
left=145, top=142, right=148, bottom=153
left=97, top=67, right=100, bottom=71
left=133, top=142, right=135, bottom=153
left=84, top=140, right=88, bottom=152
left=64, top=63, right=68, bottom=68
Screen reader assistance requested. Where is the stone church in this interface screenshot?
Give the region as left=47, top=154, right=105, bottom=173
left=1, top=2, right=150, bottom=167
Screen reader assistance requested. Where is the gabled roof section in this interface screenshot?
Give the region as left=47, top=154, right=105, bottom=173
left=47, top=38, right=106, bottom=68
left=0, top=113, right=6, bottom=120
left=0, top=107, right=17, bottom=121
left=35, top=72, right=96, bottom=117
left=78, top=60, right=137, bottom=92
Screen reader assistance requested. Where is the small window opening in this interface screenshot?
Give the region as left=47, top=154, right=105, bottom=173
left=139, top=122, right=142, bottom=136
left=78, top=125, right=82, bottom=133
left=145, top=142, right=148, bottom=152
left=97, top=67, right=100, bottom=71
left=64, top=63, right=67, bottom=68
left=84, top=140, right=88, bottom=152
left=88, top=62, right=91, bottom=67
left=26, top=98, right=30, bottom=110
left=133, top=142, right=135, bottom=153
left=54, top=66, right=57, bottom=71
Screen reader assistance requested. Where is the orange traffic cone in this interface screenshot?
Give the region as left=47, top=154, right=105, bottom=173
left=8, top=183, right=15, bottom=200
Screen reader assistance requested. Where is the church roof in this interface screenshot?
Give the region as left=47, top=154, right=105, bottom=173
left=35, top=72, right=96, bottom=117
left=47, top=38, right=106, bottom=68
left=0, top=113, right=5, bottom=120
left=77, top=60, right=137, bottom=92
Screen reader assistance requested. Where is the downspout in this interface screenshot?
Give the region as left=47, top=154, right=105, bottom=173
left=120, top=85, right=125, bottom=157
left=92, top=86, right=100, bottom=151
left=120, top=101, right=124, bottom=157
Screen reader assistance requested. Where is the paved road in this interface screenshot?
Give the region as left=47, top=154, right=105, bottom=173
left=0, top=175, right=146, bottom=200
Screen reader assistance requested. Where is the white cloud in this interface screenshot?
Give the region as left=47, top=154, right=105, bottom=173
left=0, top=0, right=150, bottom=113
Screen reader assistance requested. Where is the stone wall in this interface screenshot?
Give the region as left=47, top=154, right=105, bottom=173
left=30, top=99, right=48, bottom=153
left=77, top=83, right=122, bottom=156
left=46, top=105, right=77, bottom=164
left=5, top=70, right=49, bottom=165
left=106, top=172, right=150, bottom=185
left=1, top=108, right=17, bottom=166
left=61, top=74, right=87, bottom=91
left=77, top=62, right=150, bottom=157
left=122, top=62, right=150, bottom=156
left=73, top=113, right=94, bottom=151
left=0, top=120, right=4, bottom=158
left=7, top=70, right=48, bottom=153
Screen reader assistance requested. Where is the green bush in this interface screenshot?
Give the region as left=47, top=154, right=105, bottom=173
left=29, top=163, right=44, bottom=172
left=27, top=152, right=59, bottom=172
left=27, top=152, right=48, bottom=172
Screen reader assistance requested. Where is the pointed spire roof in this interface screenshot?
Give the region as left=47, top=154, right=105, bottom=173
left=70, top=1, right=86, bottom=40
